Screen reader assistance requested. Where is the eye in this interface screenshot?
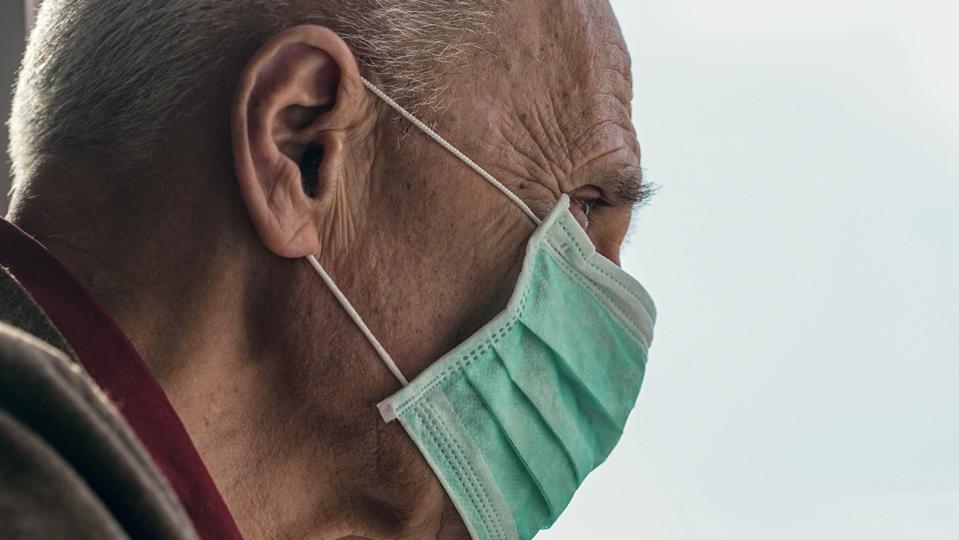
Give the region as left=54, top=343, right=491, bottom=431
left=578, top=198, right=591, bottom=217
left=569, top=186, right=608, bottom=229
left=571, top=196, right=600, bottom=229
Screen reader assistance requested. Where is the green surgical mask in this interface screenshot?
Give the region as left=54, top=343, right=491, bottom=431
left=307, top=78, right=656, bottom=540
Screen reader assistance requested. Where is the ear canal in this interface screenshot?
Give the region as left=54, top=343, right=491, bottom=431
left=299, top=146, right=324, bottom=198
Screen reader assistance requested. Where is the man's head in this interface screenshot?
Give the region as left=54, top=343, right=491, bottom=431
left=8, top=1, right=648, bottom=537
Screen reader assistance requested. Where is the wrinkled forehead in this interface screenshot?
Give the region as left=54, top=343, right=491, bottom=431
left=491, top=0, right=631, bottom=102
left=461, top=0, right=638, bottom=167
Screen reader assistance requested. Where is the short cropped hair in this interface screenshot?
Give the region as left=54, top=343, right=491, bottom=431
left=8, top=0, right=502, bottom=185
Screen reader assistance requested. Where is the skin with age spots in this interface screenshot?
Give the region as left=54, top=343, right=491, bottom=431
left=453, top=1, right=647, bottom=268
left=7, top=1, right=649, bottom=539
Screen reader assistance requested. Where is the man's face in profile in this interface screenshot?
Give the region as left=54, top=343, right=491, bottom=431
left=262, top=2, right=645, bottom=534
left=5, top=1, right=649, bottom=538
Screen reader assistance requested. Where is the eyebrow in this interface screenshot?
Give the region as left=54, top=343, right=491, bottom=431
left=599, top=164, right=656, bottom=208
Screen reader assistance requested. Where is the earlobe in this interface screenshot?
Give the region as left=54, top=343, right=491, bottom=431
left=232, top=25, right=366, bottom=259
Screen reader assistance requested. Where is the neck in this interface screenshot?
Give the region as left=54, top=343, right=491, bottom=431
left=7, top=169, right=454, bottom=539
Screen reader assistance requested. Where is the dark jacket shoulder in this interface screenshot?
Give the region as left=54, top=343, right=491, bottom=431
left=0, top=268, right=197, bottom=540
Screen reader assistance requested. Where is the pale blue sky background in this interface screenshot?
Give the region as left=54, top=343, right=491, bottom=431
left=545, top=1, right=959, bottom=538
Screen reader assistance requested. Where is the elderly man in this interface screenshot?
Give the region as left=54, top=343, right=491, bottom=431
left=0, top=1, right=655, bottom=539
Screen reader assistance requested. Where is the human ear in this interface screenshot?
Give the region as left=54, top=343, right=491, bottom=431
left=232, top=25, right=365, bottom=258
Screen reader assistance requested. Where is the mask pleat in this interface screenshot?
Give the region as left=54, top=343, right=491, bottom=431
left=403, top=398, right=514, bottom=540
left=463, top=345, right=579, bottom=528
left=439, top=350, right=551, bottom=539
left=508, top=319, right=619, bottom=476
left=485, top=320, right=605, bottom=481
left=515, top=308, right=641, bottom=467
left=524, top=249, right=648, bottom=429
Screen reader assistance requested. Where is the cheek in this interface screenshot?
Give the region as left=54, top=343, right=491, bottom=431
left=395, top=214, right=527, bottom=372
left=360, top=159, right=532, bottom=383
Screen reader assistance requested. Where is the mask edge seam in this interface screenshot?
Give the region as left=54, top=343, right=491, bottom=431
left=541, top=241, right=652, bottom=349
left=556, top=218, right=655, bottom=314
left=419, top=400, right=510, bottom=539
left=391, top=285, right=534, bottom=417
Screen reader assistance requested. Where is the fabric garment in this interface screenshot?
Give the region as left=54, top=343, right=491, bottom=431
left=308, top=78, right=657, bottom=540
left=0, top=218, right=242, bottom=540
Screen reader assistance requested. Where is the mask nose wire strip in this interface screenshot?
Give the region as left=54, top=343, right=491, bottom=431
left=306, top=254, right=410, bottom=386
left=360, top=77, right=543, bottom=226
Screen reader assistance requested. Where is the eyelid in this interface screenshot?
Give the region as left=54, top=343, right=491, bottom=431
left=569, top=184, right=604, bottom=203
left=582, top=164, right=654, bottom=208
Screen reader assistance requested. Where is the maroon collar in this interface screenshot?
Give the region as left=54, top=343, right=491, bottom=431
left=0, top=218, right=244, bottom=540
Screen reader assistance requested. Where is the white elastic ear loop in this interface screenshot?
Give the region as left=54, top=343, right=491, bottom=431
left=360, top=77, right=542, bottom=226
left=308, top=77, right=543, bottom=388
left=306, top=255, right=409, bottom=386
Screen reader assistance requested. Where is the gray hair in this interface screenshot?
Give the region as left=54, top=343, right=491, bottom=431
left=8, top=0, right=502, bottom=186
